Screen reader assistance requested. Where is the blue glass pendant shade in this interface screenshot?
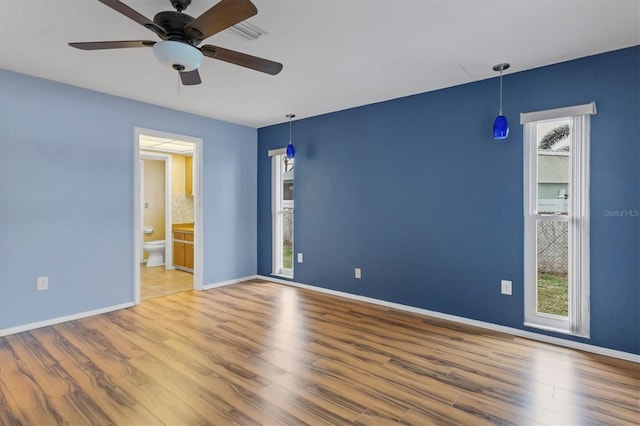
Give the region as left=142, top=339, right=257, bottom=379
left=493, top=115, right=509, bottom=139
left=492, top=63, right=510, bottom=140
left=286, top=142, right=295, bottom=159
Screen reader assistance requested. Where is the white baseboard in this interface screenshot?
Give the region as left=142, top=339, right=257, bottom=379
left=0, top=274, right=257, bottom=337
left=256, top=275, right=639, bottom=363
left=203, top=275, right=259, bottom=291
left=4, top=276, right=636, bottom=363
left=0, top=302, right=136, bottom=338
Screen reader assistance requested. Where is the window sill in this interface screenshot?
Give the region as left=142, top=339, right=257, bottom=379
left=271, top=272, right=293, bottom=279
left=524, top=322, right=590, bottom=339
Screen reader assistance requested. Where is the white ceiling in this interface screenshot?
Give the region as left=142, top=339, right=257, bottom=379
left=1, top=1, right=638, bottom=128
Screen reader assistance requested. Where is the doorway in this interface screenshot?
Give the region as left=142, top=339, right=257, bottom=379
left=133, top=128, right=203, bottom=304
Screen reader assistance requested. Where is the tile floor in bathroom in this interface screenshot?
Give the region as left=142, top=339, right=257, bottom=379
left=140, top=265, right=193, bottom=301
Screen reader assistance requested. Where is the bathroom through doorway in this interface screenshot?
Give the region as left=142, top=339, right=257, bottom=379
left=134, top=128, right=203, bottom=303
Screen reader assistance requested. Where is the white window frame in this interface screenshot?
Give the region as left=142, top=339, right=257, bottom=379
left=269, top=148, right=293, bottom=278
left=522, top=102, right=596, bottom=337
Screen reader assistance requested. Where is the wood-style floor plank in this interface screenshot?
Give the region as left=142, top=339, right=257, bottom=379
left=0, top=279, right=638, bottom=425
left=28, top=327, right=163, bottom=425
left=140, top=264, right=193, bottom=301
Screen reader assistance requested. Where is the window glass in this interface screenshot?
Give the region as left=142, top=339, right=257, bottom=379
left=536, top=119, right=570, bottom=215
left=272, top=153, right=294, bottom=277
left=536, top=220, right=569, bottom=317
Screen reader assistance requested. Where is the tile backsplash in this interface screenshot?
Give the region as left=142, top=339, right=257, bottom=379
left=172, top=194, right=194, bottom=224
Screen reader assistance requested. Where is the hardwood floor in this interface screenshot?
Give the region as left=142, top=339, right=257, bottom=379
left=0, top=280, right=638, bottom=425
left=140, top=264, right=193, bottom=301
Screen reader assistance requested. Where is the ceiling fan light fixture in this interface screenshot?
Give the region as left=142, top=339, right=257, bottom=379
left=153, top=40, right=203, bottom=72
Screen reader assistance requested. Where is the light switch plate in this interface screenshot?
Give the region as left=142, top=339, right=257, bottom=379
left=37, top=276, right=49, bottom=291
left=501, top=280, right=512, bottom=295
left=355, top=268, right=361, bottom=279
left=297, top=253, right=303, bottom=263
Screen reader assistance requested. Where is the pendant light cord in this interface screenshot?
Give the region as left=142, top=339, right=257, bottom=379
left=286, top=113, right=295, bottom=144
left=493, top=63, right=509, bottom=116
left=499, top=70, right=503, bottom=115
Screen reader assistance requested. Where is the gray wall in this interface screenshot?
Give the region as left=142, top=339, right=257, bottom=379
left=0, top=69, right=257, bottom=331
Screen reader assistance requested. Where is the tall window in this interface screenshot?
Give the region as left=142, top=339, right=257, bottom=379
left=270, top=149, right=294, bottom=277
left=522, top=103, right=596, bottom=337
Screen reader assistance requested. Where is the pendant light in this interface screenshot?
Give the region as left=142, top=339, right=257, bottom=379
left=492, top=63, right=510, bottom=139
left=286, top=114, right=296, bottom=159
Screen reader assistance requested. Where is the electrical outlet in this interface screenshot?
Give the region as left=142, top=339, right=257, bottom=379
left=501, top=280, right=512, bottom=295
left=297, top=253, right=303, bottom=263
left=355, top=268, right=362, bottom=279
left=37, top=276, right=49, bottom=291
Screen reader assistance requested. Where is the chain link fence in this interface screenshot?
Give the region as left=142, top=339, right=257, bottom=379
left=537, top=221, right=568, bottom=276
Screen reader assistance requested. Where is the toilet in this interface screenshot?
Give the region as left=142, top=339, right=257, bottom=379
left=143, top=240, right=166, bottom=267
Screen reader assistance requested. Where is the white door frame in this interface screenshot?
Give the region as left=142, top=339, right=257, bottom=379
left=133, top=127, right=204, bottom=305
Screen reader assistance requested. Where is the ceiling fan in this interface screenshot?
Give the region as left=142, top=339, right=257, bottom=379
left=69, top=0, right=283, bottom=85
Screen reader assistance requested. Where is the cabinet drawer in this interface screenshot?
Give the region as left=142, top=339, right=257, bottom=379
left=173, top=231, right=194, bottom=241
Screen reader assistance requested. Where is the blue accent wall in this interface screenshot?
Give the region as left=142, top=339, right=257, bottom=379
left=257, top=46, right=640, bottom=354
left=0, top=69, right=257, bottom=330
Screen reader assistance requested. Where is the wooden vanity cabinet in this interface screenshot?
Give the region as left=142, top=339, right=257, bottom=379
left=184, top=242, right=194, bottom=269
left=173, top=230, right=194, bottom=272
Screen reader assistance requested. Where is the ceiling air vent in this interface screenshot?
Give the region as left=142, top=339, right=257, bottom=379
left=227, top=21, right=265, bottom=41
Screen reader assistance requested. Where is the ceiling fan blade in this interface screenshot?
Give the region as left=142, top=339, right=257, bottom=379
left=179, top=69, right=202, bottom=85
left=69, top=40, right=156, bottom=50
left=201, top=45, right=282, bottom=75
left=97, top=0, right=166, bottom=36
left=184, top=0, right=257, bottom=41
